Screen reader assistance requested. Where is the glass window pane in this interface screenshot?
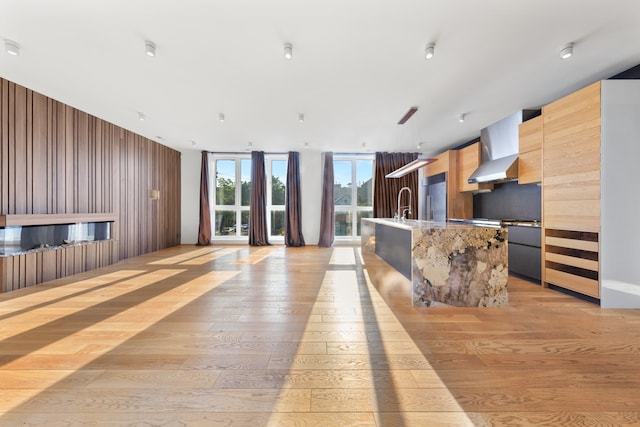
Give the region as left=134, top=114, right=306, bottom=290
left=241, top=211, right=250, bottom=236
left=357, top=211, right=373, bottom=236
left=270, top=210, right=285, bottom=236
left=214, top=210, right=236, bottom=236
left=271, top=160, right=287, bottom=206
left=335, top=211, right=352, bottom=236
left=215, top=160, right=236, bottom=206
left=356, top=159, right=373, bottom=207
left=240, top=159, right=252, bottom=206
left=334, top=160, right=352, bottom=206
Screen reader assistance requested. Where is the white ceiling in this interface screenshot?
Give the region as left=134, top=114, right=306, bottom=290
left=1, top=0, right=639, bottom=156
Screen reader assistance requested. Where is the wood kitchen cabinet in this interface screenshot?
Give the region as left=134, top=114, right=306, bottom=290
left=457, top=142, right=493, bottom=193
left=518, top=115, right=542, bottom=184
left=422, top=150, right=472, bottom=219
left=542, top=82, right=601, bottom=299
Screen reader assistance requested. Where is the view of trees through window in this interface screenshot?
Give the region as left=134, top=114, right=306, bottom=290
left=212, top=155, right=287, bottom=240
left=334, top=156, right=374, bottom=238
left=214, top=158, right=251, bottom=237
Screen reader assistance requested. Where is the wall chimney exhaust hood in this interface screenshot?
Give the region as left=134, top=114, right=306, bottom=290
left=386, top=156, right=437, bottom=178
left=467, top=110, right=539, bottom=184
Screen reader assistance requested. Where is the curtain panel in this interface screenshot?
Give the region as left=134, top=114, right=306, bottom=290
left=196, top=151, right=212, bottom=246
left=285, top=151, right=305, bottom=247
left=249, top=151, right=271, bottom=246
left=317, top=152, right=335, bottom=247
left=373, top=152, right=419, bottom=219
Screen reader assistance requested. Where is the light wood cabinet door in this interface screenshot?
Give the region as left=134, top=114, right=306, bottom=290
left=543, top=81, right=601, bottom=233
left=518, top=115, right=543, bottom=184
left=518, top=149, right=541, bottom=185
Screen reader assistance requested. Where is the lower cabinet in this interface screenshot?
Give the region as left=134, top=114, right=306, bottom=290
left=508, top=225, right=541, bottom=282
left=544, top=229, right=599, bottom=299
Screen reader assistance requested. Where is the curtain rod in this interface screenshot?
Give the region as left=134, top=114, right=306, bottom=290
left=205, top=151, right=291, bottom=155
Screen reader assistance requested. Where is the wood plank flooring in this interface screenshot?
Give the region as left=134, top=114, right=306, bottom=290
left=0, top=244, right=639, bottom=426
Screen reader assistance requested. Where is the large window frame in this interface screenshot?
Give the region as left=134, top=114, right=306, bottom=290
left=333, top=153, right=374, bottom=241
left=210, top=154, right=251, bottom=241
left=209, top=153, right=288, bottom=243
left=265, top=154, right=288, bottom=242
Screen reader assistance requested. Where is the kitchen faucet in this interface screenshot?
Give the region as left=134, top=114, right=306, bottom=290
left=396, top=186, right=412, bottom=222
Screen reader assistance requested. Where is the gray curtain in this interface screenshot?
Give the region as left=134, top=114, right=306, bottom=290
left=373, top=152, right=419, bottom=219
left=318, top=152, right=335, bottom=247
left=249, top=151, right=270, bottom=246
left=285, top=151, right=305, bottom=247
left=196, top=151, right=212, bottom=246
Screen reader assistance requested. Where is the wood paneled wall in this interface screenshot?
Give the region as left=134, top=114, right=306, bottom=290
left=0, top=78, right=181, bottom=261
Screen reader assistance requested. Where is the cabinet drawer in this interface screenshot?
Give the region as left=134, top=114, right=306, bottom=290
left=508, top=225, right=541, bottom=247
left=509, top=243, right=541, bottom=281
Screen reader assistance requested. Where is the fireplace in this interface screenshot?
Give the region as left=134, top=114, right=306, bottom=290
left=0, top=222, right=112, bottom=256
left=0, top=213, right=119, bottom=292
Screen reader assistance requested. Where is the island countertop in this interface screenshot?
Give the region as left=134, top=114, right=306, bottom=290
left=361, top=217, right=508, bottom=307
left=363, top=218, right=502, bottom=230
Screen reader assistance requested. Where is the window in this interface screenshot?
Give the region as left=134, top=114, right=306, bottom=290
left=210, top=153, right=288, bottom=242
left=334, top=154, right=374, bottom=239
left=267, top=155, right=287, bottom=240
left=211, top=155, right=251, bottom=239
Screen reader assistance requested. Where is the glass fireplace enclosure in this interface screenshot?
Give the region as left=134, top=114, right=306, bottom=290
left=0, top=221, right=112, bottom=256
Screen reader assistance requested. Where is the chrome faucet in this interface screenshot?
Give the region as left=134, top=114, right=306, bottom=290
left=396, top=186, right=412, bottom=222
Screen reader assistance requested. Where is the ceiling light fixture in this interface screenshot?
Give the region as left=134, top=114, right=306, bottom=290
left=145, top=40, right=156, bottom=57
left=560, top=43, right=573, bottom=60
left=284, top=43, right=293, bottom=60
left=304, top=142, right=309, bottom=149
left=298, top=113, right=304, bottom=123
left=398, top=106, right=419, bottom=125
left=425, top=43, right=435, bottom=60
left=417, top=142, right=423, bottom=149
left=5, top=40, right=20, bottom=56
left=247, top=141, right=253, bottom=151
left=138, top=112, right=146, bottom=121
left=219, top=113, right=225, bottom=122
left=191, top=140, right=197, bottom=147
left=458, top=113, right=466, bottom=123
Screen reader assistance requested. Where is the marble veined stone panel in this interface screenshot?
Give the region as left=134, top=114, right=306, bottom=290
left=412, top=227, right=508, bottom=307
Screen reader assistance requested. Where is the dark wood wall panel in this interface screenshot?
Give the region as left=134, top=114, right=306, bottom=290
left=0, top=77, right=181, bottom=270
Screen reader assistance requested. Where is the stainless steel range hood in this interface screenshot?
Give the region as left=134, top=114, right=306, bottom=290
left=467, top=110, right=539, bottom=184
left=467, top=153, right=518, bottom=183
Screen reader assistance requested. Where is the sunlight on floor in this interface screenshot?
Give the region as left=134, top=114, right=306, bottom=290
left=267, top=247, right=475, bottom=426
left=0, top=268, right=240, bottom=412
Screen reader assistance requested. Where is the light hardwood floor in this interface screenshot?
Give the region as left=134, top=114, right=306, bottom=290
left=1, top=244, right=639, bottom=426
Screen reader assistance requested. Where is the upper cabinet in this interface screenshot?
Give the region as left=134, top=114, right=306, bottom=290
left=457, top=142, right=493, bottom=193
left=518, top=115, right=543, bottom=184
left=422, top=150, right=472, bottom=219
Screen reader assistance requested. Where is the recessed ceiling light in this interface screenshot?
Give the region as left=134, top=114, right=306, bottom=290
left=458, top=113, right=466, bottom=123
left=298, top=113, right=304, bottom=123
left=138, top=112, right=146, bottom=121
left=560, top=43, right=573, bottom=60
left=5, top=40, right=20, bottom=56
left=191, top=140, right=197, bottom=147
left=425, top=43, right=435, bottom=60
left=219, top=113, right=225, bottom=122
left=284, top=43, right=293, bottom=60
left=417, top=142, right=423, bottom=149
left=145, top=40, right=156, bottom=57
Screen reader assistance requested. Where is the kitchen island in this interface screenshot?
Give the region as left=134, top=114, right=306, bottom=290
left=361, top=218, right=508, bottom=307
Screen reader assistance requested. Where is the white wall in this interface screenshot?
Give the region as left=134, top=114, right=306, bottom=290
left=180, top=149, right=202, bottom=244
left=180, top=149, right=323, bottom=245
left=600, top=80, right=640, bottom=308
